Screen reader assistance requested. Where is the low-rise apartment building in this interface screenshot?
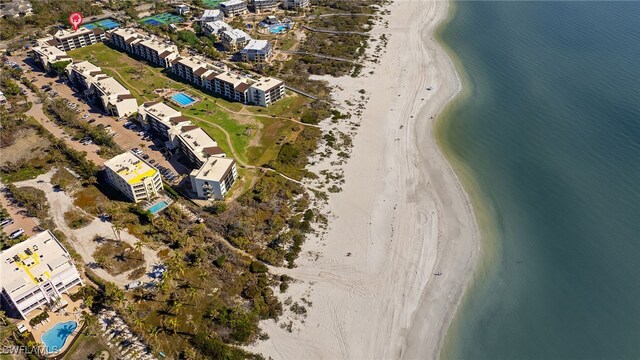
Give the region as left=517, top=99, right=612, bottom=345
left=283, top=0, right=310, bottom=10
left=138, top=101, right=192, bottom=141
left=190, top=156, right=237, bottom=200
left=199, top=9, right=224, bottom=23
left=247, top=76, right=285, bottom=106
left=66, top=61, right=104, bottom=90
left=219, top=0, right=248, bottom=17
left=202, top=20, right=232, bottom=37
left=39, top=27, right=106, bottom=52
left=91, top=76, right=138, bottom=118
left=240, top=39, right=272, bottom=62
left=221, top=29, right=251, bottom=52
left=110, top=28, right=180, bottom=68
left=175, top=126, right=223, bottom=168
left=0, top=231, right=83, bottom=320
left=30, top=45, right=73, bottom=72
left=104, top=151, right=163, bottom=203
left=252, top=0, right=279, bottom=13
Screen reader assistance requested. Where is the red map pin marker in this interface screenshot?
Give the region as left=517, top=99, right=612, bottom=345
left=69, top=12, right=83, bottom=32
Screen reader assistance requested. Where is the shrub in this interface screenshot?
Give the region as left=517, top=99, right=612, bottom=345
left=249, top=261, right=267, bottom=274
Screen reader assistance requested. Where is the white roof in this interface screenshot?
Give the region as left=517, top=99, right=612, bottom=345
left=242, top=39, right=270, bottom=52
left=140, top=101, right=181, bottom=121
left=0, top=231, right=75, bottom=296
left=203, top=20, right=231, bottom=33
left=222, top=28, right=251, bottom=43
left=190, top=156, right=235, bottom=182
left=32, top=45, right=72, bottom=62
left=53, top=27, right=93, bottom=40
left=69, top=60, right=101, bottom=74
left=221, top=0, right=246, bottom=6
left=104, top=151, right=158, bottom=184
left=178, top=127, right=219, bottom=162
left=250, top=76, right=284, bottom=92
left=94, top=77, right=130, bottom=96
left=200, top=9, right=222, bottom=19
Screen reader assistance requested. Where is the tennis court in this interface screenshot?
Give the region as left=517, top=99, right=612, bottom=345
left=140, top=13, right=184, bottom=27
left=82, top=18, right=121, bottom=30
left=202, top=0, right=224, bottom=8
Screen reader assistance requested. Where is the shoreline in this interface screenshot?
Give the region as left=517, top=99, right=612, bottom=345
left=251, top=0, right=480, bottom=358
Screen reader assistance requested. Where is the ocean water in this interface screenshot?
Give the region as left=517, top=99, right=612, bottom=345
left=436, top=1, right=640, bottom=359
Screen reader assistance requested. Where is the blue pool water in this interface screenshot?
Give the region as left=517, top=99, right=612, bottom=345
left=149, top=201, right=169, bottom=215
left=269, top=24, right=288, bottom=34
left=41, top=320, right=77, bottom=353
left=171, top=93, right=196, bottom=107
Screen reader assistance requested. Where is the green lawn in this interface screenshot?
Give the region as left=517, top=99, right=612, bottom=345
left=67, top=43, right=312, bottom=171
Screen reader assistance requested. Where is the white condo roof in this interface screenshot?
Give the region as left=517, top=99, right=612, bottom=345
left=221, top=0, right=245, bottom=6
left=0, top=231, right=75, bottom=295
left=242, top=39, right=270, bottom=51
left=190, top=156, right=235, bottom=182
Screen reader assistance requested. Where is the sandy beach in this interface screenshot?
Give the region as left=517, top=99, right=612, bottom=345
left=251, top=0, right=479, bottom=358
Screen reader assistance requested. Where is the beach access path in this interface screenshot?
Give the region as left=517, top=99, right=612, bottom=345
left=250, top=0, right=479, bottom=359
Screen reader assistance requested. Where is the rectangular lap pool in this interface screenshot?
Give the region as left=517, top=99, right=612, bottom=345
left=171, top=92, right=197, bottom=107
left=149, top=200, right=170, bottom=215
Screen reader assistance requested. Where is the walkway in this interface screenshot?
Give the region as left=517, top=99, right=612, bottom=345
left=15, top=170, right=162, bottom=288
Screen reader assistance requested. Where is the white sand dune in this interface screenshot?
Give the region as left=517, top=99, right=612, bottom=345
left=251, top=0, right=479, bottom=358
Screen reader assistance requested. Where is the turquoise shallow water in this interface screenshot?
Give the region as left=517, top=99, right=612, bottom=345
left=438, top=1, right=640, bottom=359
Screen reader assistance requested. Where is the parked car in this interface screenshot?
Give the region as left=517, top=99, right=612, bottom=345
left=149, top=160, right=156, bottom=164
left=125, top=281, right=142, bottom=290
left=82, top=114, right=90, bottom=119
left=142, top=155, right=150, bottom=160
left=9, top=228, right=25, bottom=239
left=0, top=218, right=14, bottom=227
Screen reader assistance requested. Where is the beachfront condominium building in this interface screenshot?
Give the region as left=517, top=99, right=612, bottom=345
left=199, top=9, right=224, bottom=23
left=221, top=29, right=252, bottom=52
left=240, top=39, right=272, bottom=62
left=137, top=101, right=192, bottom=142
left=189, top=156, right=237, bottom=200
left=38, top=27, right=106, bottom=52
left=220, top=0, right=248, bottom=17
left=109, top=28, right=180, bottom=68
left=91, top=76, right=138, bottom=118
left=0, top=231, right=83, bottom=320
left=175, top=126, right=223, bottom=168
left=66, top=60, right=104, bottom=91
left=252, top=0, right=278, bottom=13
left=104, top=151, right=163, bottom=203
left=283, top=0, right=310, bottom=10
left=171, top=55, right=226, bottom=88
left=246, top=76, right=285, bottom=106
left=30, top=45, right=73, bottom=72
left=202, top=20, right=232, bottom=38
left=66, top=60, right=138, bottom=117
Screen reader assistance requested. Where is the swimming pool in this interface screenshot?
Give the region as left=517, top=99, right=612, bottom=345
left=41, top=320, right=77, bottom=353
left=149, top=200, right=170, bottom=215
left=171, top=93, right=197, bottom=107
left=269, top=24, right=289, bottom=34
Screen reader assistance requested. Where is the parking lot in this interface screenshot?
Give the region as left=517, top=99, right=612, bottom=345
left=10, top=54, right=190, bottom=182
left=0, top=183, right=39, bottom=239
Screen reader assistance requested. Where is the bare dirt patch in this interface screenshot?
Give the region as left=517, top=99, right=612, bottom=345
left=93, top=238, right=145, bottom=276
left=0, top=128, right=50, bottom=166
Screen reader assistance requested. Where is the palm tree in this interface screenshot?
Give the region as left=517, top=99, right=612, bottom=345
left=82, top=312, right=98, bottom=336
left=84, top=295, right=93, bottom=310
left=0, top=310, right=7, bottom=326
